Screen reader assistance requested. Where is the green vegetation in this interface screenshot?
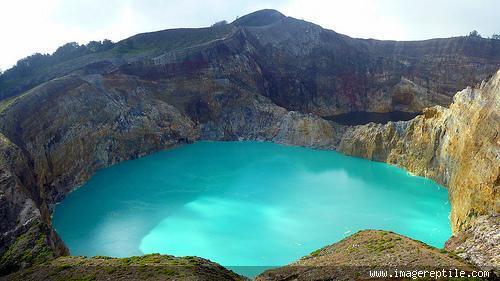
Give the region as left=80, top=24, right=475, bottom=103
left=0, top=40, right=114, bottom=101
left=468, top=30, right=482, bottom=38
left=0, top=95, right=19, bottom=112
left=309, top=249, right=322, bottom=257
left=0, top=90, right=31, bottom=113
left=91, top=256, right=112, bottom=260
left=112, top=24, right=234, bottom=55
left=0, top=221, right=57, bottom=276
left=4, top=254, right=245, bottom=281
left=158, top=268, right=178, bottom=276
left=0, top=24, right=235, bottom=102
left=366, top=237, right=396, bottom=253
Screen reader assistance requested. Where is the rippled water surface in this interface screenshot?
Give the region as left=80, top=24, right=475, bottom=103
left=53, top=141, right=450, bottom=275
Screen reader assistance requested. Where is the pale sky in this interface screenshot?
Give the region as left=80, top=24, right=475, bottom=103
left=0, top=0, right=499, bottom=71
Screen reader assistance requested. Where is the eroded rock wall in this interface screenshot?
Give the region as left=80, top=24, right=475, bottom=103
left=0, top=133, right=68, bottom=274
left=338, top=70, right=499, bottom=233
left=0, top=71, right=337, bottom=273
left=445, top=214, right=499, bottom=271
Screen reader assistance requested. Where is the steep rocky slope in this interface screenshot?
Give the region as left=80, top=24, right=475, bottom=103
left=256, top=230, right=475, bottom=281
left=336, top=70, right=500, bottom=268
left=0, top=72, right=335, bottom=274
left=0, top=8, right=499, bottom=277
left=338, top=69, right=499, bottom=234
left=2, top=10, right=500, bottom=113
left=446, top=215, right=499, bottom=271
left=0, top=133, right=68, bottom=274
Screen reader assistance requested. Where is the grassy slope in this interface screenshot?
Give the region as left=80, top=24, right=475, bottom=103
left=2, top=254, right=246, bottom=281
left=256, top=230, right=482, bottom=281
left=0, top=24, right=235, bottom=101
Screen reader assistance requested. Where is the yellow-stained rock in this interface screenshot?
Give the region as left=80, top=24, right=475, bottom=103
left=339, top=70, right=500, bottom=234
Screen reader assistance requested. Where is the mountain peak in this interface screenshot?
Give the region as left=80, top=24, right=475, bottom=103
left=232, top=9, right=285, bottom=27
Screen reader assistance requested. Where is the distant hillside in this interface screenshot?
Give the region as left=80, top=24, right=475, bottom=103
left=1, top=9, right=499, bottom=116
left=0, top=25, right=235, bottom=101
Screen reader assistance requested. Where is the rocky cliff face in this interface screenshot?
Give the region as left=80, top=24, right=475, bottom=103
left=2, top=11, right=500, bottom=113
left=242, top=20, right=500, bottom=115
left=0, top=8, right=498, bottom=276
left=0, top=133, right=68, bottom=273
left=337, top=70, right=500, bottom=268
left=337, top=70, right=499, bottom=234
left=0, top=71, right=336, bottom=273
left=445, top=214, right=499, bottom=272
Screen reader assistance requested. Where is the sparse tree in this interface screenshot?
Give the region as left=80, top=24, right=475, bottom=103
left=86, top=40, right=102, bottom=52
left=85, top=39, right=114, bottom=52
left=101, top=39, right=114, bottom=49
left=53, top=42, right=83, bottom=59
left=492, top=33, right=500, bottom=40
left=468, top=30, right=482, bottom=38
left=211, top=20, right=228, bottom=27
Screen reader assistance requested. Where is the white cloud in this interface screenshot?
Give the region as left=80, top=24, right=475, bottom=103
left=0, top=0, right=498, bottom=71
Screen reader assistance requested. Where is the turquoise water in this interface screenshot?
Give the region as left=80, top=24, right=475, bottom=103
left=53, top=141, right=450, bottom=273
